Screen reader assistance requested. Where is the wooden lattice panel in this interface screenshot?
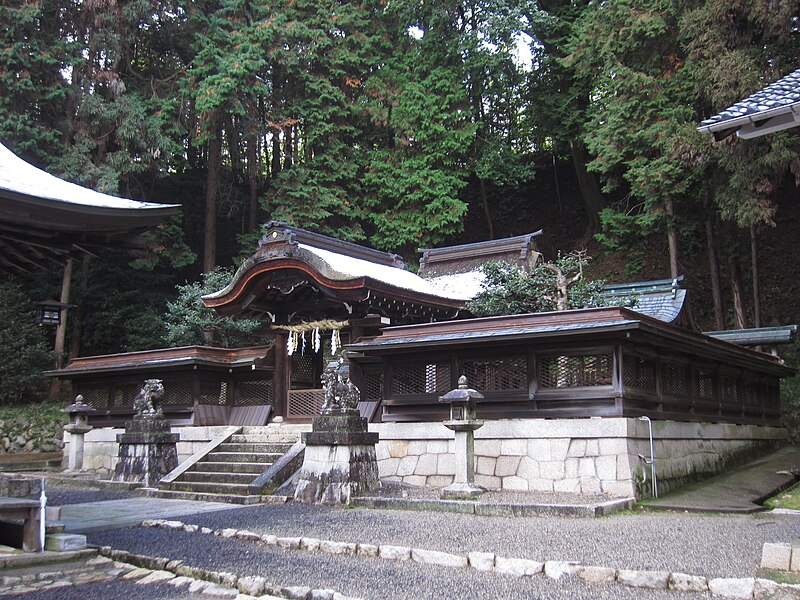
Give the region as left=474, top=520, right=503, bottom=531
left=236, top=379, right=274, bottom=406
left=462, top=357, right=526, bottom=391
left=538, top=354, right=612, bottom=388
left=364, top=372, right=384, bottom=402
left=692, top=368, right=715, bottom=399
left=623, top=355, right=656, bottom=392
left=162, top=379, right=192, bottom=405
left=662, top=363, right=688, bottom=396
left=77, top=387, right=107, bottom=409
left=288, top=389, right=324, bottom=417
left=291, top=354, right=316, bottom=386
left=113, top=385, right=138, bottom=407
left=719, top=375, right=739, bottom=404
left=200, top=382, right=226, bottom=405
left=392, top=362, right=451, bottom=395
left=742, top=379, right=759, bottom=405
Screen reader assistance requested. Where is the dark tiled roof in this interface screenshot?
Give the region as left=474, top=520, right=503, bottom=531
left=698, top=68, right=800, bottom=134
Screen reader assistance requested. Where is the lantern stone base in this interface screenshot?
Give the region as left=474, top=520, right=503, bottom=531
left=294, top=412, right=380, bottom=504
left=440, top=481, right=486, bottom=500
left=112, top=415, right=179, bottom=487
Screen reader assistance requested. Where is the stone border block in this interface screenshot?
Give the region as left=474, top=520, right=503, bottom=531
left=544, top=561, right=581, bottom=580
left=617, top=569, right=670, bottom=589
left=669, top=572, right=708, bottom=592
left=761, top=543, right=792, bottom=571
left=379, top=545, right=411, bottom=561
left=494, top=556, right=544, bottom=577
left=411, top=548, right=468, bottom=569
left=708, top=577, right=755, bottom=599
left=577, top=566, right=616, bottom=584
left=468, top=552, right=495, bottom=572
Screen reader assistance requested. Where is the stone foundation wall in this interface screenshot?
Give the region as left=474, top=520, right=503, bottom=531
left=61, top=426, right=232, bottom=475
left=370, top=419, right=787, bottom=499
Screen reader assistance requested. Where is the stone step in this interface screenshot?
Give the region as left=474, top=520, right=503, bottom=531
left=217, top=442, right=293, bottom=453
left=164, top=481, right=253, bottom=496
left=230, top=434, right=300, bottom=444
left=191, top=461, right=266, bottom=474
left=145, top=488, right=263, bottom=505
left=180, top=471, right=257, bottom=485
left=205, top=451, right=282, bottom=463
left=241, top=425, right=310, bottom=434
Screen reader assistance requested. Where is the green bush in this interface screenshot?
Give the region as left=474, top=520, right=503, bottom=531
left=163, top=268, right=262, bottom=348
left=0, top=281, right=53, bottom=404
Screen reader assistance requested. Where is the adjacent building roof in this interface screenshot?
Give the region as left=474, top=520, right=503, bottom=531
left=51, top=345, right=272, bottom=377
left=348, top=306, right=792, bottom=376
left=0, top=142, right=179, bottom=273
left=698, top=67, right=800, bottom=140
left=418, top=231, right=542, bottom=278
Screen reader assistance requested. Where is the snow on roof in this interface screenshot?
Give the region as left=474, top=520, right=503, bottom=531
left=0, top=142, right=177, bottom=210
left=299, top=244, right=475, bottom=301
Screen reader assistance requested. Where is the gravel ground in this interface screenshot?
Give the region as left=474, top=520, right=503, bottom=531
left=45, top=483, right=137, bottom=506
left=88, top=526, right=709, bottom=600
left=155, top=503, right=800, bottom=578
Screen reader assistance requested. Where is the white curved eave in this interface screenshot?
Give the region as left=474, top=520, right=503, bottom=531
left=0, top=142, right=178, bottom=210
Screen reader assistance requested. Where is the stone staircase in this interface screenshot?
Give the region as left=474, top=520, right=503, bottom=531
left=148, top=424, right=309, bottom=505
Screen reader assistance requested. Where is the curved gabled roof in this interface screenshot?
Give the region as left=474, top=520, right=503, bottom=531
left=203, top=223, right=467, bottom=323
left=0, top=142, right=179, bottom=272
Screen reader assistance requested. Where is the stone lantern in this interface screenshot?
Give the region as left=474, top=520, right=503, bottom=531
left=439, top=375, right=485, bottom=499
left=63, top=395, right=95, bottom=471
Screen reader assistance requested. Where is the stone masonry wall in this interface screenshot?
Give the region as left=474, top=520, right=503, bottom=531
left=61, top=426, right=232, bottom=475
left=370, top=419, right=786, bottom=499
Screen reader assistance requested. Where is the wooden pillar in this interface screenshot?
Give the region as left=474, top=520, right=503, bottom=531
left=48, top=257, right=75, bottom=401
left=273, top=331, right=290, bottom=418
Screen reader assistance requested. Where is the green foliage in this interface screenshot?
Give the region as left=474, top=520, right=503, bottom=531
left=164, top=268, right=262, bottom=348
left=466, top=255, right=608, bottom=317
left=0, top=281, right=53, bottom=405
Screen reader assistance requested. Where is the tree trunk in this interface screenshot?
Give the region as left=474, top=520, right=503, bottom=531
left=478, top=177, right=495, bottom=240
left=271, top=131, right=281, bottom=177
left=283, top=125, right=293, bottom=170
left=729, top=257, right=748, bottom=329
left=247, top=134, right=260, bottom=233
left=665, top=198, right=679, bottom=279
left=204, top=119, right=222, bottom=273
left=48, top=257, right=75, bottom=401
left=67, top=255, right=92, bottom=360
left=750, top=225, right=761, bottom=329
left=705, top=217, right=725, bottom=330
left=569, top=138, right=604, bottom=246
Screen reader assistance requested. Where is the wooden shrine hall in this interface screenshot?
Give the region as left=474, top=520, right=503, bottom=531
left=200, top=221, right=544, bottom=422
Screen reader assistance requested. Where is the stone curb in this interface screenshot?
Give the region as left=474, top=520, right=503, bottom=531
left=96, top=545, right=362, bottom=600
left=349, top=496, right=635, bottom=518
left=138, top=519, right=800, bottom=598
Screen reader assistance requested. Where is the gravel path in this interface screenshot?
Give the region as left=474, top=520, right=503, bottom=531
left=88, top=526, right=707, bottom=600
left=158, top=503, right=800, bottom=578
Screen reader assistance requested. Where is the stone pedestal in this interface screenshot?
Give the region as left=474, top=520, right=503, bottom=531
left=294, top=411, right=380, bottom=504
left=64, top=423, right=91, bottom=471
left=112, top=415, right=179, bottom=487
left=441, top=420, right=485, bottom=499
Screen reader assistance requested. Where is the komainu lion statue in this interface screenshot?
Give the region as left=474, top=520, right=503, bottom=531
left=133, top=379, right=165, bottom=417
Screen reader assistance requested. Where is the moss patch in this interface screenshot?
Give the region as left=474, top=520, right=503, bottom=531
left=764, top=481, right=800, bottom=510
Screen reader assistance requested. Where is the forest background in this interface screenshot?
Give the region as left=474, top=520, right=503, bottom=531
left=2, top=0, right=800, bottom=394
